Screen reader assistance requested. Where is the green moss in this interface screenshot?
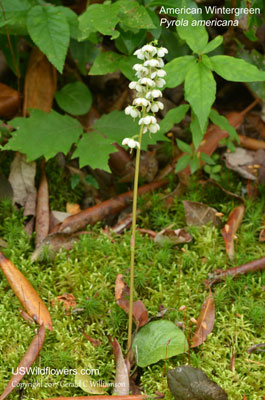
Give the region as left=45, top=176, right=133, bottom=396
left=0, top=174, right=265, bottom=399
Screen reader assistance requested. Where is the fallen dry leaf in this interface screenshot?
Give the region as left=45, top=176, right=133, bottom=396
left=191, top=291, right=215, bottom=348
left=0, top=83, right=20, bottom=118
left=154, top=228, right=192, bottom=246
left=8, top=152, right=37, bottom=216
left=115, top=274, right=148, bottom=328
left=205, top=256, right=265, bottom=286
left=35, top=160, right=49, bottom=247
left=110, top=337, right=130, bottom=395
left=0, top=325, right=45, bottom=400
left=51, top=293, right=77, bottom=312
left=183, top=201, right=221, bottom=227
left=224, top=148, right=256, bottom=180
left=23, top=47, right=57, bottom=115
left=0, top=252, right=52, bottom=330
left=221, top=205, right=245, bottom=260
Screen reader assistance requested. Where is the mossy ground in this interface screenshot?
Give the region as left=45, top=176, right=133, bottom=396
left=0, top=168, right=265, bottom=400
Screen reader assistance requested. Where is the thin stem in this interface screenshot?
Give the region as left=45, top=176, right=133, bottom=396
left=127, top=118, right=145, bottom=351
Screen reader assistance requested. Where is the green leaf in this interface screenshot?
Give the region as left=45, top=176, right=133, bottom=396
left=201, top=54, right=213, bottom=70
left=89, top=51, right=121, bottom=75
left=237, top=48, right=265, bottom=100
left=202, top=35, right=223, bottom=54
left=190, top=113, right=203, bottom=149
left=175, top=154, right=191, bottom=173
left=0, top=0, right=33, bottom=35
left=177, top=0, right=208, bottom=54
left=119, top=55, right=138, bottom=81
left=72, top=131, right=115, bottom=171
left=115, top=28, right=145, bottom=55
left=57, top=6, right=79, bottom=40
left=209, top=109, right=240, bottom=142
left=159, top=105, right=189, bottom=136
left=189, top=154, right=200, bottom=174
left=6, top=109, right=82, bottom=161
left=132, top=320, right=188, bottom=368
left=0, top=35, right=20, bottom=76
left=70, top=39, right=100, bottom=75
left=75, top=367, right=106, bottom=394
left=55, top=82, right=92, bottom=116
left=184, top=62, right=216, bottom=131
left=27, top=5, right=70, bottom=73
left=78, top=3, right=120, bottom=40
left=211, top=55, right=265, bottom=82
left=164, top=56, right=196, bottom=88
left=200, top=152, right=215, bottom=165
left=177, top=139, right=192, bottom=154
left=116, top=0, right=155, bottom=30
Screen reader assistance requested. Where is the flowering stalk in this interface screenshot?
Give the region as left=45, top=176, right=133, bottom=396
left=122, top=42, right=168, bottom=350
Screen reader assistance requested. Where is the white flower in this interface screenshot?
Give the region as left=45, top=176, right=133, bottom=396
left=135, top=84, right=144, bottom=92
left=122, top=138, right=140, bottom=149
left=133, top=98, right=150, bottom=107
left=156, top=78, right=166, bottom=88
left=149, top=123, right=160, bottom=133
left=150, top=101, right=164, bottom=113
left=133, top=49, right=144, bottom=60
left=139, top=78, right=155, bottom=87
left=142, top=44, right=157, bottom=55
left=157, top=69, right=167, bottom=77
left=133, top=64, right=144, bottom=71
left=157, top=47, right=168, bottom=57
left=125, top=106, right=140, bottom=118
left=151, top=89, right=162, bottom=98
left=157, top=58, right=165, bottom=68
left=129, top=81, right=137, bottom=89
left=139, top=116, right=157, bottom=125
left=144, top=59, right=160, bottom=68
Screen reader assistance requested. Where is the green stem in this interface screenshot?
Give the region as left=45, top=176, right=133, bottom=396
left=127, top=118, right=145, bottom=351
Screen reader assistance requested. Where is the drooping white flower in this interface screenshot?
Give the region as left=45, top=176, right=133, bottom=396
left=133, top=98, right=151, bottom=107
left=156, top=69, right=167, bottom=77
left=149, top=123, right=160, bottom=133
left=139, top=116, right=157, bottom=125
left=133, top=49, right=145, bottom=60
left=156, top=78, right=166, bottom=88
left=125, top=106, right=140, bottom=118
left=150, top=101, right=164, bottom=113
left=139, top=78, right=156, bottom=87
left=144, top=59, right=160, bottom=68
left=157, top=47, right=168, bottom=57
left=129, top=81, right=137, bottom=89
left=122, top=138, right=140, bottom=149
left=151, top=89, right=162, bottom=98
left=141, top=44, right=157, bottom=55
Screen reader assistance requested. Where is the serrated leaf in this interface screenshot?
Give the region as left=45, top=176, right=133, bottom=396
left=159, top=104, right=190, bottom=135
left=211, top=55, right=265, bottom=82
left=209, top=109, right=239, bottom=142
left=75, top=367, right=106, bottom=394
left=116, top=0, right=155, bottom=30
left=167, top=366, right=228, bottom=400
left=27, top=5, right=70, bottom=73
left=184, top=62, right=216, bottom=131
left=132, top=320, right=188, bottom=368
left=202, top=35, right=223, bottom=54
left=78, top=3, right=120, bottom=41
left=164, top=56, right=196, bottom=88
left=73, top=131, right=115, bottom=171
left=177, top=0, right=208, bottom=54
left=55, top=82, right=92, bottom=115
left=6, top=109, right=82, bottom=161
left=175, top=154, right=191, bottom=173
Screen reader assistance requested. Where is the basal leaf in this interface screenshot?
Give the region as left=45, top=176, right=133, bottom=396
left=55, top=82, right=92, bottom=116
left=202, top=35, right=223, bottom=54
left=78, top=3, right=120, bottom=40
left=211, top=55, right=265, bottom=82
left=209, top=109, right=239, bottom=142
left=184, top=62, right=216, bottom=131
left=177, top=0, right=208, bottom=54
left=27, top=5, right=70, bottom=73
left=72, top=131, right=115, bottom=171
left=132, top=320, right=188, bottom=368
left=164, top=56, right=196, bottom=88
left=159, top=104, right=190, bottom=136
left=6, top=109, right=82, bottom=161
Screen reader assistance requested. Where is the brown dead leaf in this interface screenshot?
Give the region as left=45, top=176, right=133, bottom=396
left=110, top=337, right=130, bottom=395
left=0, top=252, right=52, bottom=330
left=23, top=47, right=57, bottom=115
left=154, top=228, right=192, bottom=246
left=0, top=325, right=45, bottom=400
left=8, top=152, right=37, bottom=216
left=183, top=201, right=221, bottom=227
left=115, top=274, right=148, bottom=328
left=224, top=148, right=256, bottom=180
left=191, top=291, right=215, bottom=348
left=51, top=293, right=77, bottom=312
left=0, top=83, right=20, bottom=118
left=221, top=205, right=245, bottom=260
left=35, top=160, right=49, bottom=247
left=66, top=202, right=81, bottom=215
